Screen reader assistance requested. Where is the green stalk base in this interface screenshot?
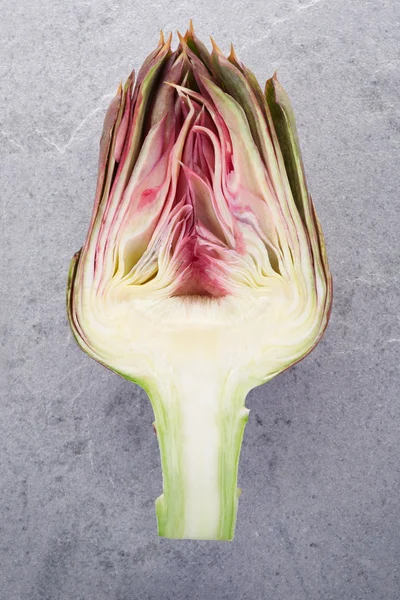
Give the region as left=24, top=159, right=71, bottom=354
left=148, top=370, right=249, bottom=541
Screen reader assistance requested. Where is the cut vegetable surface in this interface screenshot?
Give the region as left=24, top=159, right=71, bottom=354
left=67, top=24, right=332, bottom=541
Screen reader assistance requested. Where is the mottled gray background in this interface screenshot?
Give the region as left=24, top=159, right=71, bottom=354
left=1, top=0, right=399, bottom=598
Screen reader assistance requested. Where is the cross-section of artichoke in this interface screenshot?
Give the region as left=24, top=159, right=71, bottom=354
left=67, top=24, right=332, bottom=541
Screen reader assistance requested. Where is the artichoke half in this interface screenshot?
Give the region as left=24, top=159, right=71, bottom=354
left=67, top=24, right=332, bottom=541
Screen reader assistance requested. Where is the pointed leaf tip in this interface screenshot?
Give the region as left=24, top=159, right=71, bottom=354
left=163, top=31, right=173, bottom=51
left=228, top=42, right=243, bottom=69
left=228, top=42, right=238, bottom=61
left=210, top=36, right=224, bottom=56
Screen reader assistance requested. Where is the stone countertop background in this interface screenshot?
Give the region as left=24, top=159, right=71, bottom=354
left=1, top=1, right=399, bottom=599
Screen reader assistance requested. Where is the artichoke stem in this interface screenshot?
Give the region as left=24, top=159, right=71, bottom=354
left=148, top=367, right=249, bottom=540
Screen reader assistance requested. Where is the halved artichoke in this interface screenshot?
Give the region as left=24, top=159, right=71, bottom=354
left=67, top=24, right=332, bottom=541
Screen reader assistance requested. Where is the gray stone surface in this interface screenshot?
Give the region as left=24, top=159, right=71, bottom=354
left=1, top=0, right=399, bottom=598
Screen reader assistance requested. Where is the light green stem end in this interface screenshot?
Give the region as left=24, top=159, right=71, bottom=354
left=148, top=373, right=249, bottom=541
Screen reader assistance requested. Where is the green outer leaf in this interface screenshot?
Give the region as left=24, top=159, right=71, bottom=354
left=184, top=22, right=213, bottom=74
left=265, top=74, right=333, bottom=360
left=265, top=74, right=333, bottom=274
left=265, top=74, right=314, bottom=230
left=210, top=53, right=267, bottom=162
